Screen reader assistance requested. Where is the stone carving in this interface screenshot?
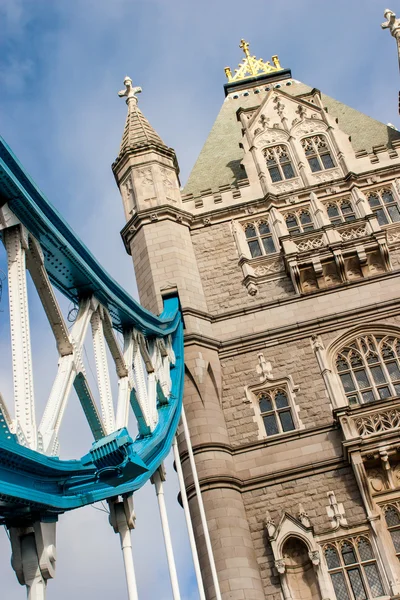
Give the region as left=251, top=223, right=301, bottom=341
left=138, top=168, right=153, bottom=185
left=160, top=168, right=175, bottom=189
left=150, top=213, right=159, bottom=221
left=272, top=179, right=302, bottom=194
left=313, top=169, right=341, bottom=183
left=273, top=97, right=285, bottom=119
left=254, top=260, right=283, bottom=277
left=308, top=550, right=320, bottom=566
left=339, top=225, right=368, bottom=242
left=275, top=559, right=286, bottom=574
left=298, top=503, right=311, bottom=527
left=367, top=469, right=386, bottom=493
left=387, top=228, right=400, bottom=244
left=256, top=128, right=288, bottom=146
left=295, top=236, right=324, bottom=252
left=326, top=491, right=347, bottom=528
left=246, top=282, right=258, bottom=296
left=265, top=510, right=276, bottom=537
left=290, top=119, right=327, bottom=136
left=355, top=408, right=400, bottom=436
left=203, top=217, right=211, bottom=226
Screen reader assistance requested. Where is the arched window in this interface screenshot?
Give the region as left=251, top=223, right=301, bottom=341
left=263, top=145, right=296, bottom=182
left=384, top=505, right=400, bottom=560
left=324, top=538, right=384, bottom=600
left=367, top=189, right=400, bottom=225
left=327, top=200, right=356, bottom=225
left=286, top=211, right=315, bottom=235
left=301, top=135, right=335, bottom=172
left=336, top=334, right=400, bottom=405
left=244, top=221, right=276, bottom=257
left=258, top=389, right=295, bottom=436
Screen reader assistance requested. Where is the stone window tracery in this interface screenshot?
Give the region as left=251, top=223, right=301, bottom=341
left=285, top=210, right=315, bottom=235
left=301, top=135, right=335, bottom=173
left=263, top=145, right=296, bottom=183
left=258, top=389, right=296, bottom=436
left=336, top=334, right=400, bottom=406
left=244, top=221, right=277, bottom=258
left=383, top=504, right=400, bottom=560
left=367, top=189, right=400, bottom=226
left=326, top=200, right=356, bottom=225
left=324, top=537, right=384, bottom=600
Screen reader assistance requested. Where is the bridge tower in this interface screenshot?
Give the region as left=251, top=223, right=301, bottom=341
left=114, top=36, right=400, bottom=600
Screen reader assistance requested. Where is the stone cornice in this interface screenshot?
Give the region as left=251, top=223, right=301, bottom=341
left=183, top=456, right=346, bottom=499
left=120, top=205, right=194, bottom=253
left=181, top=278, right=400, bottom=357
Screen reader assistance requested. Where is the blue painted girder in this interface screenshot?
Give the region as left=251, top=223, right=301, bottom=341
left=0, top=136, right=185, bottom=523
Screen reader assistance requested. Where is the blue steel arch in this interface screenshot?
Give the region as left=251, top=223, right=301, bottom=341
left=0, top=136, right=184, bottom=523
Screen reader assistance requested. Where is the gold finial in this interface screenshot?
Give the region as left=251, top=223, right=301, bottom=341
left=225, top=41, right=283, bottom=83
left=239, top=39, right=251, bottom=58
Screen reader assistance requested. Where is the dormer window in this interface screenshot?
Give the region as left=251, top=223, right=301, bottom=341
left=367, top=189, right=400, bottom=225
left=301, top=135, right=335, bottom=172
left=285, top=210, right=315, bottom=234
left=263, top=145, right=295, bottom=183
left=244, top=221, right=276, bottom=257
left=327, top=200, right=356, bottom=224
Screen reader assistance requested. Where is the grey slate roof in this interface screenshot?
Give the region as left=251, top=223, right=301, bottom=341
left=183, top=80, right=400, bottom=196
left=119, top=101, right=167, bottom=157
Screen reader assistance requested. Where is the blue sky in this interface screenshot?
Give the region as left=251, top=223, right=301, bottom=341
left=0, top=0, right=399, bottom=598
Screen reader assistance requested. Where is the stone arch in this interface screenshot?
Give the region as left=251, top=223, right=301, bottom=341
left=282, top=536, right=321, bottom=600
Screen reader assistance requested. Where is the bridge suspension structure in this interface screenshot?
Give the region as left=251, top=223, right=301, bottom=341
left=0, top=136, right=216, bottom=599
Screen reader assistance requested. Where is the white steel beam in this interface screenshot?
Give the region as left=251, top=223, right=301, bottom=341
left=152, top=466, right=181, bottom=600
left=91, top=309, right=115, bottom=434
left=116, top=330, right=134, bottom=429
left=102, top=310, right=128, bottom=379
left=38, top=298, right=94, bottom=454
left=4, top=225, right=36, bottom=449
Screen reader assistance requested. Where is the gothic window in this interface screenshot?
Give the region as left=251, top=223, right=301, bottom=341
left=327, top=200, right=356, bottom=225
left=244, top=221, right=277, bottom=258
left=367, top=189, right=400, bottom=226
left=301, top=135, right=335, bottom=173
left=258, top=389, right=295, bottom=436
left=324, top=538, right=384, bottom=600
left=384, top=505, right=400, bottom=560
left=263, top=145, right=296, bottom=183
left=285, top=210, right=315, bottom=235
left=336, top=334, right=400, bottom=406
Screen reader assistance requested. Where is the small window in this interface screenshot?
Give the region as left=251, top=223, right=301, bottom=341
left=367, top=189, right=400, bottom=226
left=327, top=200, right=356, bottom=225
left=301, top=135, right=335, bottom=173
left=244, top=221, right=277, bottom=258
left=324, top=538, right=384, bottom=600
left=258, top=389, right=295, bottom=437
left=384, top=505, right=400, bottom=560
left=336, top=334, right=400, bottom=406
left=263, top=145, right=296, bottom=183
left=285, top=210, right=315, bottom=235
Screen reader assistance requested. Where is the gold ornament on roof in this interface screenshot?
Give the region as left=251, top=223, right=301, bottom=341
left=224, top=39, right=283, bottom=83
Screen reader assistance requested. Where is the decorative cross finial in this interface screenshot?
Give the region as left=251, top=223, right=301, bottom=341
left=239, top=39, right=251, bottom=58
left=382, top=8, right=398, bottom=32
left=118, top=76, right=142, bottom=105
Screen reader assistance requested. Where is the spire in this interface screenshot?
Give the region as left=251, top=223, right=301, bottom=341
left=116, top=76, right=168, bottom=158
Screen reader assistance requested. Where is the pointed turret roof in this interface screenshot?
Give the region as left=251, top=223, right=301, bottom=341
left=116, top=76, right=168, bottom=160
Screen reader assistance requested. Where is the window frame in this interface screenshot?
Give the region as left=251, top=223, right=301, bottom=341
left=301, top=135, right=336, bottom=173
left=324, top=537, right=385, bottom=600
left=243, top=220, right=278, bottom=258
left=284, top=209, right=315, bottom=235
left=263, top=145, right=297, bottom=183
left=383, top=504, right=400, bottom=561
left=258, top=388, right=296, bottom=437
left=326, top=199, right=357, bottom=225
left=335, top=334, right=400, bottom=406
left=367, top=188, right=400, bottom=226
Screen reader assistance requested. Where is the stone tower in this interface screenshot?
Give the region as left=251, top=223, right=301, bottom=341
left=113, top=37, right=400, bottom=600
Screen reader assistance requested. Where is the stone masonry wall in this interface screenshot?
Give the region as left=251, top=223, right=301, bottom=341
left=243, top=467, right=367, bottom=600
left=191, top=222, right=293, bottom=314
